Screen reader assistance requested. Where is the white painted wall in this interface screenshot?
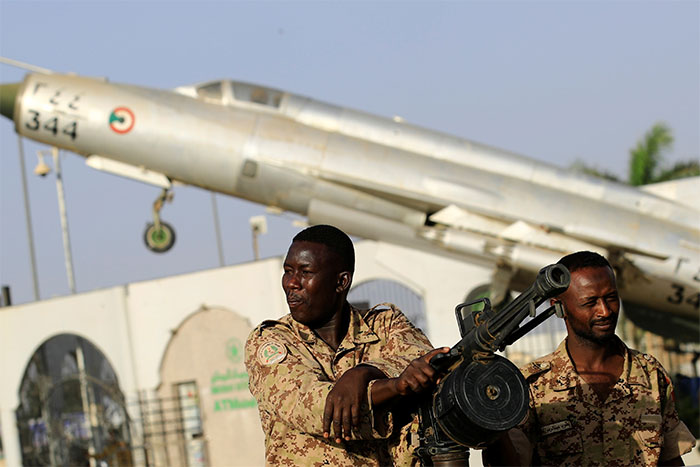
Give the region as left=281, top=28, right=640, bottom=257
left=124, top=256, right=286, bottom=390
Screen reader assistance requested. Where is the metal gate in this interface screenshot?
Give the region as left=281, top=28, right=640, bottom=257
left=128, top=385, right=206, bottom=467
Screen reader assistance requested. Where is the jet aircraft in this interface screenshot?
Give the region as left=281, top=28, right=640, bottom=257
left=1, top=61, right=698, bottom=341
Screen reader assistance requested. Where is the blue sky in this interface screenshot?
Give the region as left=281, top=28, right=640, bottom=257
left=1, top=1, right=698, bottom=305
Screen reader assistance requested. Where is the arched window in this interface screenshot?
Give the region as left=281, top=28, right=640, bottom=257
left=349, top=279, right=428, bottom=332
left=16, top=334, right=131, bottom=466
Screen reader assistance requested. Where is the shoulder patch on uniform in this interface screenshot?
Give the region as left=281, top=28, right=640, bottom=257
left=257, top=341, right=287, bottom=365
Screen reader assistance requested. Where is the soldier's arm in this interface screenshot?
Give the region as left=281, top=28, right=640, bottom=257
left=322, top=346, right=450, bottom=443
left=321, top=364, right=387, bottom=442
left=321, top=307, right=443, bottom=442
left=359, top=305, right=434, bottom=377
left=245, top=328, right=337, bottom=438
left=657, top=366, right=696, bottom=465
left=367, top=347, right=450, bottom=405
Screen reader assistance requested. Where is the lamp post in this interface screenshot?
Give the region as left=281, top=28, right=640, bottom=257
left=18, top=136, right=40, bottom=300
left=36, top=147, right=77, bottom=294
left=211, top=193, right=225, bottom=267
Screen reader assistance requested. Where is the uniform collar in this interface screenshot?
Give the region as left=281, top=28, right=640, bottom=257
left=549, top=337, right=626, bottom=388
left=288, top=304, right=380, bottom=347
left=551, top=336, right=649, bottom=402
left=625, top=348, right=653, bottom=389
left=349, top=305, right=381, bottom=345
left=550, top=339, right=578, bottom=391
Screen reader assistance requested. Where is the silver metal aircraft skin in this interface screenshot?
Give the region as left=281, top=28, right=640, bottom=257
left=2, top=71, right=698, bottom=340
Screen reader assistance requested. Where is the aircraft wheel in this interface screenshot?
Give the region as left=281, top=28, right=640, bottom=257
left=144, top=221, right=176, bottom=253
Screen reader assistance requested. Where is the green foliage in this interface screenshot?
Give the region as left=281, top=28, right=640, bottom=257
left=572, top=122, right=698, bottom=186
left=570, top=160, right=621, bottom=182
left=628, top=123, right=673, bottom=186
left=654, top=160, right=700, bottom=183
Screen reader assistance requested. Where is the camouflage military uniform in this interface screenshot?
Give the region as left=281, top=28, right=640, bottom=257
left=509, top=338, right=696, bottom=466
left=245, top=304, right=432, bottom=466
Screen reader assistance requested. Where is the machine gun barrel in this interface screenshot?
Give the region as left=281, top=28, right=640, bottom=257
left=430, top=263, right=570, bottom=371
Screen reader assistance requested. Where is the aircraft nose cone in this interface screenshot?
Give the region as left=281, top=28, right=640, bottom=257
left=0, top=83, right=20, bottom=120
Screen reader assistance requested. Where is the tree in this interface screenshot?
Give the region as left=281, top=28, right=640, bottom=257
left=573, top=122, right=700, bottom=185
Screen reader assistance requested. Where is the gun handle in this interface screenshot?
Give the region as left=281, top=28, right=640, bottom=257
left=429, top=352, right=452, bottom=371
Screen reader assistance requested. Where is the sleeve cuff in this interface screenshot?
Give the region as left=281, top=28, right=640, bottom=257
left=352, top=379, right=393, bottom=439
left=660, top=420, right=696, bottom=461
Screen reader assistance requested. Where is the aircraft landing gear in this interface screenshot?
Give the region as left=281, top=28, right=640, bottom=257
left=144, top=188, right=176, bottom=253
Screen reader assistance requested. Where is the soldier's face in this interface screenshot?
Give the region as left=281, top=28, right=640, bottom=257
left=560, top=266, right=620, bottom=344
left=282, top=241, right=345, bottom=328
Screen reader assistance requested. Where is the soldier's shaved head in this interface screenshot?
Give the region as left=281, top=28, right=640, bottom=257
left=557, top=251, right=612, bottom=275
left=293, top=224, right=355, bottom=273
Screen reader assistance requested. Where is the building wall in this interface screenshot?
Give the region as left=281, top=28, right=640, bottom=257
left=0, top=240, right=587, bottom=467
left=157, top=307, right=261, bottom=466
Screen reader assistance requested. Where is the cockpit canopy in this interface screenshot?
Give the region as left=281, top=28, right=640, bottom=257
left=177, top=80, right=284, bottom=109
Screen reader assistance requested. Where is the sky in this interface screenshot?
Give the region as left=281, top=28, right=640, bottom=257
left=1, top=1, right=698, bottom=306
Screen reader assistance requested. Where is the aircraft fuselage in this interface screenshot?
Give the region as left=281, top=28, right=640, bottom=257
left=4, top=73, right=699, bottom=338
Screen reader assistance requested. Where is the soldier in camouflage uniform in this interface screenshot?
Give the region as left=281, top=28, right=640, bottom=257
left=486, top=251, right=695, bottom=466
left=245, top=225, right=448, bottom=466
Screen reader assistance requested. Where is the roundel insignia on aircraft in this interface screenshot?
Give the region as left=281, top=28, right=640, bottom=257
left=109, top=107, right=135, bottom=134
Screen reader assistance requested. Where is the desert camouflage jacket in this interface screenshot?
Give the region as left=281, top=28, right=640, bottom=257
left=509, top=337, right=695, bottom=466
left=245, top=303, right=433, bottom=466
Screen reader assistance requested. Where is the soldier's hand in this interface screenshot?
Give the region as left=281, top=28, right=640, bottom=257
left=393, top=347, right=449, bottom=396
left=323, top=365, right=385, bottom=443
